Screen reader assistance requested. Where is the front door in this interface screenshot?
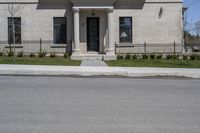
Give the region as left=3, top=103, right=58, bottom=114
left=87, top=17, right=99, bottom=52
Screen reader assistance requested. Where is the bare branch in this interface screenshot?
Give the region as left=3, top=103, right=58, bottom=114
left=176, top=10, right=183, bottom=42
left=4, top=4, right=24, bottom=17
left=195, top=21, right=200, bottom=36
left=4, top=3, right=25, bottom=63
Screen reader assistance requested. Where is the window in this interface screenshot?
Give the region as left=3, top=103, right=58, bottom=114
left=8, top=17, right=21, bottom=44
left=53, top=17, right=67, bottom=44
left=119, top=17, right=132, bottom=43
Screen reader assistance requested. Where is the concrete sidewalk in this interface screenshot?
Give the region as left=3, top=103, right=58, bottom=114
left=0, top=64, right=200, bottom=78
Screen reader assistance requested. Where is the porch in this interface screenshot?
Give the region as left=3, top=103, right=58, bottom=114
left=71, top=5, right=116, bottom=60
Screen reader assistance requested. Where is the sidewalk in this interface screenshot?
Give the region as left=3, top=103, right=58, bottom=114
left=0, top=64, right=200, bottom=78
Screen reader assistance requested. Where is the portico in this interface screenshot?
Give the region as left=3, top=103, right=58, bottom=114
left=71, top=1, right=116, bottom=60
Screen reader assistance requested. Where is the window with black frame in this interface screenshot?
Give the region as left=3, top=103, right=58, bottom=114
left=8, top=17, right=21, bottom=44
left=119, top=17, right=132, bottom=43
left=53, top=17, right=67, bottom=44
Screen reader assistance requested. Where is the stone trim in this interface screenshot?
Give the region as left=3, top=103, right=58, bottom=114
left=5, top=45, right=23, bottom=48
left=145, top=2, right=182, bottom=4
left=51, top=45, right=67, bottom=48
left=72, top=8, right=80, bottom=13
left=0, top=2, right=38, bottom=4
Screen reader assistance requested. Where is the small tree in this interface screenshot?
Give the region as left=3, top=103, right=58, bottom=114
left=195, top=21, right=200, bottom=35
left=176, top=8, right=188, bottom=57
left=195, top=21, right=200, bottom=43
left=4, top=4, right=24, bottom=63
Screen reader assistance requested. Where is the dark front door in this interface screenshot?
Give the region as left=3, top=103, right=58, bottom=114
left=87, top=17, right=99, bottom=52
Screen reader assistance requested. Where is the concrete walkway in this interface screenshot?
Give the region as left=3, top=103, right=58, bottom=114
left=81, top=59, right=108, bottom=67
left=0, top=64, right=200, bottom=78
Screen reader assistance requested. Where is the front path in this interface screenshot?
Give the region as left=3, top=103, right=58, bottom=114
left=81, top=59, right=108, bottom=67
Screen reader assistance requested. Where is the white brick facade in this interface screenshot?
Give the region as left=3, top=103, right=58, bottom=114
left=0, top=0, right=183, bottom=60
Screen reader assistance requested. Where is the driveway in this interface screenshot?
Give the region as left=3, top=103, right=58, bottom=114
left=0, top=76, right=200, bottom=133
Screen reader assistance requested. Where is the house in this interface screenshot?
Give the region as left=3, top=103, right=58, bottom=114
left=0, top=0, right=183, bottom=60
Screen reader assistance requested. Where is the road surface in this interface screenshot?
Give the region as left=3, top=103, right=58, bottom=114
left=0, top=76, right=200, bottom=133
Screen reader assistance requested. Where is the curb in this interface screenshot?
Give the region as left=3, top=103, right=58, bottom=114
left=0, top=64, right=200, bottom=79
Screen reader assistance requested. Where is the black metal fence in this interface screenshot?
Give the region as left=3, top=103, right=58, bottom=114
left=115, top=42, right=182, bottom=55
left=0, top=39, right=72, bottom=54
left=185, top=43, right=200, bottom=52
left=1, top=40, right=200, bottom=55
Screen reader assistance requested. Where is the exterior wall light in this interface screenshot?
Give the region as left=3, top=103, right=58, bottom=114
left=159, top=7, right=163, bottom=18
left=91, top=9, right=95, bottom=16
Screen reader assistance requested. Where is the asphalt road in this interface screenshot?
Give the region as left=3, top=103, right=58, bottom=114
left=0, top=76, right=200, bottom=133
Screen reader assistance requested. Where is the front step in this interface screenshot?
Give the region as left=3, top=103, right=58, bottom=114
left=71, top=54, right=117, bottom=61
left=71, top=54, right=103, bottom=60
left=82, top=55, right=103, bottom=60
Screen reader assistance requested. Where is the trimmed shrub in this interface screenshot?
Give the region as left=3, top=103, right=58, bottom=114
left=6, top=49, right=14, bottom=57
left=50, top=52, right=56, bottom=58
left=171, top=55, right=175, bottom=59
left=173, top=55, right=181, bottom=59
left=191, top=54, right=200, bottom=60
left=149, top=54, right=156, bottom=59
left=125, top=54, right=131, bottom=59
left=196, top=55, right=200, bottom=60
left=30, top=53, right=36, bottom=58
left=0, top=49, right=3, bottom=56
left=17, top=51, right=23, bottom=57
left=38, top=50, right=47, bottom=58
left=117, top=55, right=123, bottom=59
left=183, top=55, right=188, bottom=60
left=64, top=53, right=70, bottom=59
left=132, top=54, right=137, bottom=59
left=166, top=55, right=173, bottom=59
left=156, top=54, right=162, bottom=59
left=142, top=54, right=148, bottom=59
left=190, top=54, right=196, bottom=60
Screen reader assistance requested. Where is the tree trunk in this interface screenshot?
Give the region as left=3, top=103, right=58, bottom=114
left=12, top=17, right=16, bottom=64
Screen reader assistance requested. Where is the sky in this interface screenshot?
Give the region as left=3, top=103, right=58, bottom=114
left=183, top=0, right=200, bottom=23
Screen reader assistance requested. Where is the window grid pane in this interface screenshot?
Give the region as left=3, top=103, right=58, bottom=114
left=8, top=17, right=21, bottom=44
left=53, top=17, right=67, bottom=44
left=119, top=17, right=132, bottom=43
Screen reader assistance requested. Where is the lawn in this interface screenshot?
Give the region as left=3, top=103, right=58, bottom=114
left=106, top=59, right=200, bottom=68
left=0, top=56, right=81, bottom=66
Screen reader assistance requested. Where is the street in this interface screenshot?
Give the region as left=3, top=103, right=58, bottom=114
left=0, top=76, right=200, bottom=133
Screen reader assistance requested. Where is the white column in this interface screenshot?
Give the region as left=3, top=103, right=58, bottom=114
left=73, top=8, right=80, bottom=54
left=107, top=8, right=115, bottom=55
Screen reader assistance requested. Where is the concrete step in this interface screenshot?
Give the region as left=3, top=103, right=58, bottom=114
left=71, top=54, right=117, bottom=61
left=82, top=55, right=103, bottom=60
left=72, top=54, right=103, bottom=60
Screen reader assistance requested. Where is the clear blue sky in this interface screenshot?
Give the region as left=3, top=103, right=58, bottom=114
left=183, top=0, right=200, bottom=23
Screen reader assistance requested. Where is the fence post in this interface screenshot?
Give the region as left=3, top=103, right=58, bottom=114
left=39, top=38, right=42, bottom=52
left=173, top=41, right=176, bottom=56
left=65, top=41, right=68, bottom=54
left=115, top=42, right=117, bottom=55
left=144, top=41, right=146, bottom=54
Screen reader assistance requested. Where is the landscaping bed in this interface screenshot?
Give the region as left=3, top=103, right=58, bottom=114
left=106, top=54, right=200, bottom=68
left=0, top=56, right=81, bottom=66
left=0, top=49, right=80, bottom=66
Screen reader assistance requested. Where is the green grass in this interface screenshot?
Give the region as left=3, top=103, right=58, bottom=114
left=106, top=59, right=200, bottom=68
left=0, top=56, right=81, bottom=66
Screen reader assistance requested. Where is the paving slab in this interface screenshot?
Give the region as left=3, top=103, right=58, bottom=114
left=81, top=59, right=108, bottom=67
